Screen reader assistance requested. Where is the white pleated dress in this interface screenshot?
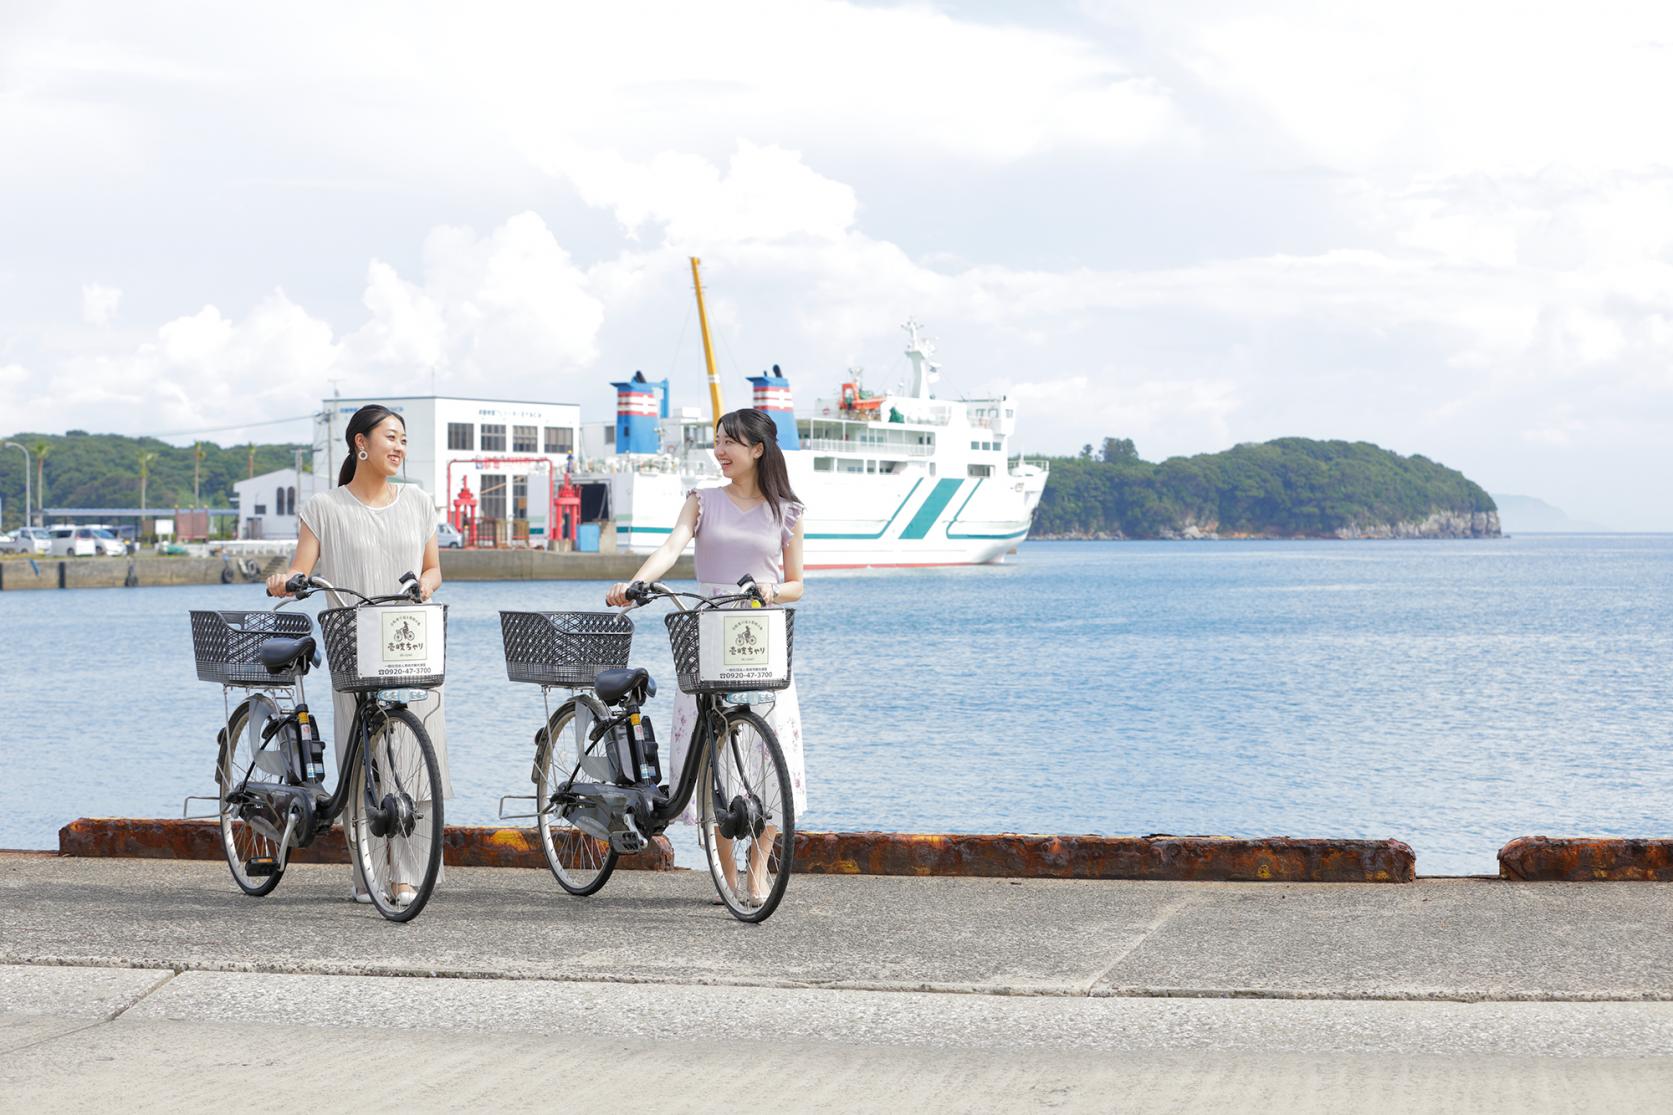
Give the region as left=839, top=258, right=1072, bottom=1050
left=298, top=483, right=451, bottom=890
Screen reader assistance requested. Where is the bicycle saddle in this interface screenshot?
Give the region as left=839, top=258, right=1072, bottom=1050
left=595, top=666, right=654, bottom=706
left=259, top=635, right=318, bottom=673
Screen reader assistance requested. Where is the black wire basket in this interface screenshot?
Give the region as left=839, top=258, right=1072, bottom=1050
left=189, top=610, right=314, bottom=687
left=664, top=608, right=795, bottom=695
left=499, top=611, right=633, bottom=687
left=319, top=603, right=447, bottom=693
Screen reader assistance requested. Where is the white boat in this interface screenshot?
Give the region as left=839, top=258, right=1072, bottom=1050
left=573, top=314, right=1049, bottom=570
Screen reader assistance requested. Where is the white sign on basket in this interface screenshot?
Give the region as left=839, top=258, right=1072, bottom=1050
left=697, top=610, right=787, bottom=686
left=355, top=604, right=445, bottom=683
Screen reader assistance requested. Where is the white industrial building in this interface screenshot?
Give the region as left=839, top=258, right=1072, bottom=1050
left=311, top=395, right=583, bottom=546
left=234, top=467, right=325, bottom=541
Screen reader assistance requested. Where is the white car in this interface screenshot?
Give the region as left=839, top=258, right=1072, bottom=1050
left=2, top=526, right=54, bottom=555
left=91, top=528, right=128, bottom=556
left=435, top=521, right=464, bottom=549
left=49, top=526, right=99, bottom=557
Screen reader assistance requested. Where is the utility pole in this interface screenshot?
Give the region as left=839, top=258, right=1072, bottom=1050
left=2, top=442, right=30, bottom=530
left=247, top=443, right=255, bottom=479
left=138, top=449, right=157, bottom=541
left=193, top=441, right=204, bottom=508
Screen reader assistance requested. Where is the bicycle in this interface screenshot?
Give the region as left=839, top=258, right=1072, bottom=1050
left=498, top=576, right=796, bottom=923
left=185, top=571, right=447, bottom=922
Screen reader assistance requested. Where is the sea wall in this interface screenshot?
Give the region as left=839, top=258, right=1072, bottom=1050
left=0, top=550, right=690, bottom=590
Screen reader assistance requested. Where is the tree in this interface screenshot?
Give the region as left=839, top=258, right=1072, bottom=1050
left=1101, top=437, right=1138, bottom=463
left=1079, top=444, right=1093, bottom=460
left=138, top=449, right=158, bottom=538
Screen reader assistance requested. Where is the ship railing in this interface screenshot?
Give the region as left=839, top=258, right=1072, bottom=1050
left=803, top=438, right=935, bottom=457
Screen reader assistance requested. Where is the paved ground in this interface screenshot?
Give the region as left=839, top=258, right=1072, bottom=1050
left=4, top=855, right=1673, bottom=1112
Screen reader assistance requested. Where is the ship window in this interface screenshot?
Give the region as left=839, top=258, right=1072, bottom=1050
left=879, top=460, right=905, bottom=474
left=604, top=426, right=615, bottom=446
left=866, top=460, right=877, bottom=473
left=814, top=457, right=834, bottom=471
left=929, top=463, right=936, bottom=476
left=969, top=464, right=993, bottom=478
left=838, top=458, right=864, bottom=473
left=971, top=440, right=981, bottom=451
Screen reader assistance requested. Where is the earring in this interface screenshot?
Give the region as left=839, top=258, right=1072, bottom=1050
left=357, top=450, right=368, bottom=461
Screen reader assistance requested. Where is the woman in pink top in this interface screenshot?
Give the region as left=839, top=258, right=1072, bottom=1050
left=607, top=409, right=807, bottom=900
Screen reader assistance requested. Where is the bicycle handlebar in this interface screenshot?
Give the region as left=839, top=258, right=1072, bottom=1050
left=273, top=571, right=424, bottom=606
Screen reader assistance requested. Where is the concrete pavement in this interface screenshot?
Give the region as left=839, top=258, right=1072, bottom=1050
left=5, top=855, right=1673, bottom=1112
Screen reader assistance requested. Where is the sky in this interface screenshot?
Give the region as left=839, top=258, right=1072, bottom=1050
left=2, top=1, right=1671, bottom=528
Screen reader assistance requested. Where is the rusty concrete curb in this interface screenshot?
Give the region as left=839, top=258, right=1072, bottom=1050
left=1498, top=836, right=1673, bottom=881
left=792, top=832, right=1417, bottom=883
left=57, top=818, right=675, bottom=871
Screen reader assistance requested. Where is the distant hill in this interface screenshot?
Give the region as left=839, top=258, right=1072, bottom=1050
left=0, top=430, right=306, bottom=530
left=1490, top=493, right=1611, bottom=533
left=1036, top=437, right=1499, bottom=540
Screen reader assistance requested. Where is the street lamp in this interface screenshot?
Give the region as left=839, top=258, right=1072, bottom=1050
left=3, top=442, right=31, bottom=530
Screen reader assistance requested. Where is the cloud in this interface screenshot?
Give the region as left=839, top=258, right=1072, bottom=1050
left=80, top=284, right=121, bottom=327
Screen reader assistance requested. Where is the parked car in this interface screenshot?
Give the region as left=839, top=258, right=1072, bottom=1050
left=435, top=521, right=464, bottom=549
left=2, top=526, right=54, bottom=555
left=91, top=528, right=127, bottom=556
left=50, top=526, right=99, bottom=557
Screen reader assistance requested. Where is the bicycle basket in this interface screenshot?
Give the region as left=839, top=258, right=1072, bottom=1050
left=664, top=607, right=795, bottom=694
left=499, top=611, right=633, bottom=687
left=189, top=610, right=314, bottom=687
left=319, top=603, right=447, bottom=693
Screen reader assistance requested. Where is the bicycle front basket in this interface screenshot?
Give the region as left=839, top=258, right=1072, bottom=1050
left=189, top=610, right=313, bottom=687
left=499, top=611, right=633, bottom=687
left=319, top=603, right=447, bottom=693
left=664, top=607, right=795, bottom=695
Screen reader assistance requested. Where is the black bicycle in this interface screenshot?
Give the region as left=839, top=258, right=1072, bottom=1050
left=499, top=576, right=795, bottom=923
left=187, top=571, right=446, bottom=922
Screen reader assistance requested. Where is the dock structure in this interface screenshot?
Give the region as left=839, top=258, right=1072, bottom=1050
left=5, top=849, right=1673, bottom=1111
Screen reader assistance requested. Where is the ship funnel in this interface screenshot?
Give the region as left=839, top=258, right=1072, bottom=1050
left=747, top=364, right=799, bottom=451
left=611, top=371, right=666, bottom=454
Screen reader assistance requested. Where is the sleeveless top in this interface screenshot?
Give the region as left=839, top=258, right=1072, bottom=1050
left=297, top=483, right=437, bottom=600
left=690, top=486, right=803, bottom=587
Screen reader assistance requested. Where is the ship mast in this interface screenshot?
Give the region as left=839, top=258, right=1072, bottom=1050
left=690, top=257, right=724, bottom=422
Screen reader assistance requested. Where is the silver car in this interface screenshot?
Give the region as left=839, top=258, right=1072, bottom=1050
left=0, top=526, right=53, bottom=555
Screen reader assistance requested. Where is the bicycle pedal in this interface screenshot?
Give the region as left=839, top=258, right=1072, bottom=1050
left=245, top=857, right=279, bottom=877
left=610, top=830, right=646, bottom=855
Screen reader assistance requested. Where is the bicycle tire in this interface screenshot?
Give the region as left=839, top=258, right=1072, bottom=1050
left=535, top=694, right=621, bottom=896
left=699, top=707, right=795, bottom=924
left=216, top=699, right=286, bottom=898
left=347, top=705, right=444, bottom=923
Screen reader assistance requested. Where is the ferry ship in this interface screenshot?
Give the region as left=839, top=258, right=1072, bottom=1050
left=573, top=309, right=1049, bottom=570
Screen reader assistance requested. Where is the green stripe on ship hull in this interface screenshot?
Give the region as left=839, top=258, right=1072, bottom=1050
left=943, top=479, right=1031, bottom=540
left=899, top=478, right=965, bottom=540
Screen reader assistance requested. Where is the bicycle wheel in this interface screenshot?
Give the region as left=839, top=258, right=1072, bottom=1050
left=347, top=705, right=444, bottom=923
left=217, top=697, right=290, bottom=897
left=699, top=708, right=795, bottom=923
left=535, top=694, right=620, bottom=896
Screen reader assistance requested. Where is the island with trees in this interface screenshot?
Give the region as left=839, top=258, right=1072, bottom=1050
left=1033, top=437, right=1500, bottom=540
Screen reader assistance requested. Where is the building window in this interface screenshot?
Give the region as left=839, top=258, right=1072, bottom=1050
left=481, top=424, right=506, bottom=452
left=286, top=486, right=296, bottom=514
left=513, top=475, right=528, bottom=521
left=969, top=464, right=993, bottom=478
left=513, top=425, right=537, bottom=453
left=254, top=504, right=268, bottom=516
left=448, top=422, right=474, bottom=451
left=544, top=426, right=573, bottom=454
left=480, top=474, right=507, bottom=521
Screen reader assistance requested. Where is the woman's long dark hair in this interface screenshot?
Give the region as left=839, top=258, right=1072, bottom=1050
left=718, top=408, right=801, bottom=521
left=337, top=404, right=406, bottom=486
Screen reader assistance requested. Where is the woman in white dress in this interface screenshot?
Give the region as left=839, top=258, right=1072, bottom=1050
left=267, top=404, right=450, bottom=906
left=607, top=408, right=806, bottom=901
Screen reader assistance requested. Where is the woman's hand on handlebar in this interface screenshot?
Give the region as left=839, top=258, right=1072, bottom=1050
left=266, top=572, right=309, bottom=598
left=605, top=581, right=633, bottom=607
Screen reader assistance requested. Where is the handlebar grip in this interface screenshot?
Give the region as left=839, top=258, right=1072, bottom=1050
left=625, top=580, right=653, bottom=604
left=399, top=570, right=421, bottom=600
left=285, top=573, right=310, bottom=596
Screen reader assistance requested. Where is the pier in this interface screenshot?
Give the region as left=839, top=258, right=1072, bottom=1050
left=6, top=834, right=1673, bottom=1111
